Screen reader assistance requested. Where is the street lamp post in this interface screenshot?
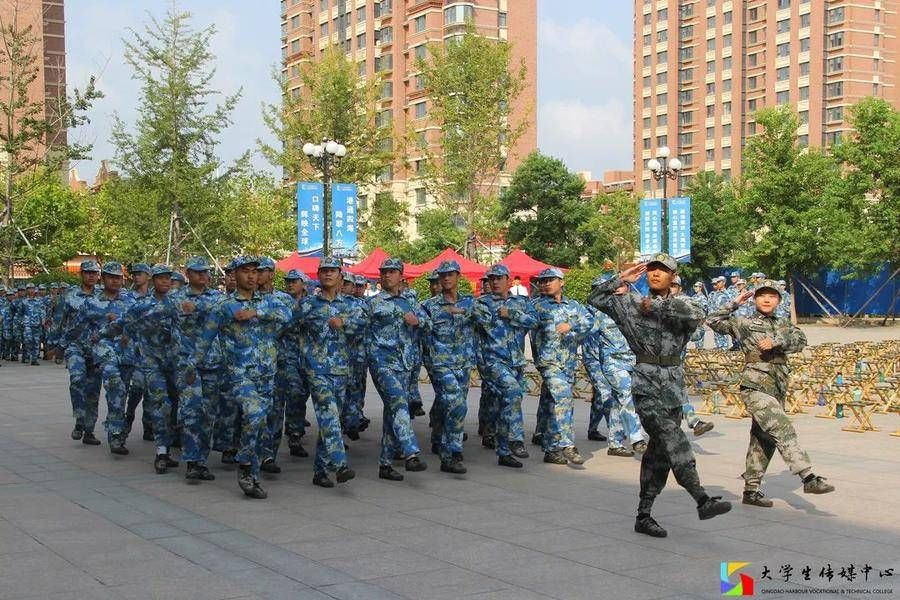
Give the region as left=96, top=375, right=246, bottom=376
left=302, top=139, right=347, bottom=257
left=647, top=146, right=682, bottom=254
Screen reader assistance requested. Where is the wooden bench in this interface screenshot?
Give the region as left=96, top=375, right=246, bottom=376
left=841, top=401, right=880, bottom=433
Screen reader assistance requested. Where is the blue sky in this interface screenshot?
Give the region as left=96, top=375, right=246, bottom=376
left=67, top=0, right=634, bottom=184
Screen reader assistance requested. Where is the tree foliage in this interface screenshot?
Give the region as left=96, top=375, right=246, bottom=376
left=679, top=171, right=743, bottom=282
left=500, top=152, right=593, bottom=267
left=261, top=45, right=393, bottom=186
left=406, top=208, right=466, bottom=264
left=358, top=192, right=411, bottom=258
left=415, top=25, right=530, bottom=256
left=580, top=191, right=639, bottom=269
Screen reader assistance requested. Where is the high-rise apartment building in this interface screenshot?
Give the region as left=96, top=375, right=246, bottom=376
left=633, top=0, right=898, bottom=195
left=280, top=0, right=537, bottom=236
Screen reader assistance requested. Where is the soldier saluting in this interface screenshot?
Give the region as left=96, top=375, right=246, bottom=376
left=588, top=253, right=731, bottom=538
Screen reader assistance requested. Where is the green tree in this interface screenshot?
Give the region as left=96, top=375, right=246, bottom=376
left=261, top=45, right=393, bottom=186
left=581, top=191, right=639, bottom=270
left=358, top=192, right=411, bottom=258
left=416, top=25, right=530, bottom=257
left=215, top=171, right=295, bottom=258
left=109, top=8, right=243, bottom=264
left=678, top=171, right=744, bottom=282
left=732, top=106, right=846, bottom=278
left=829, top=98, right=900, bottom=273
left=407, top=208, right=466, bottom=263
left=500, top=152, right=593, bottom=267
left=0, top=2, right=101, bottom=281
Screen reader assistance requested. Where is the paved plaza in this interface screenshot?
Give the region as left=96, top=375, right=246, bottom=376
left=0, top=327, right=898, bottom=600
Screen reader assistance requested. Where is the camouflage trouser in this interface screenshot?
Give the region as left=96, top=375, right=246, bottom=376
left=535, top=381, right=550, bottom=439
left=476, top=362, right=498, bottom=438
left=282, top=360, right=310, bottom=440
left=538, top=368, right=577, bottom=453
left=481, top=362, right=525, bottom=457
left=430, top=365, right=470, bottom=462
left=713, top=332, right=730, bottom=350
left=343, top=360, right=367, bottom=431
left=22, top=325, right=41, bottom=361
left=125, top=368, right=152, bottom=436
left=635, top=399, right=707, bottom=515
left=307, top=371, right=349, bottom=475
left=407, top=360, right=423, bottom=412
left=212, top=380, right=241, bottom=454
left=100, top=358, right=133, bottom=439
left=65, top=345, right=102, bottom=432
left=143, top=361, right=180, bottom=449
left=426, top=363, right=443, bottom=445
left=262, top=360, right=292, bottom=462
left=371, top=365, right=421, bottom=466
left=179, top=368, right=220, bottom=465
left=682, top=402, right=700, bottom=428
left=222, top=368, right=270, bottom=479
left=586, top=360, right=643, bottom=449
left=742, top=389, right=813, bottom=491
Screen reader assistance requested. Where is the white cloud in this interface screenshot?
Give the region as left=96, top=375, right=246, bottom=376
left=539, top=19, right=631, bottom=69
left=538, top=99, right=632, bottom=176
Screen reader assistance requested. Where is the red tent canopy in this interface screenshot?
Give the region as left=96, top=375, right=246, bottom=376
left=345, top=247, right=393, bottom=279
left=275, top=252, right=322, bottom=278
left=406, top=248, right=487, bottom=280
left=499, top=249, right=563, bottom=282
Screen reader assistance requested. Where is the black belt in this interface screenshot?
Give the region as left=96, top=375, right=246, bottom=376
left=635, top=354, right=681, bottom=367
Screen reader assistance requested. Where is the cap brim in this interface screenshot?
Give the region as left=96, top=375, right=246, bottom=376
left=754, top=286, right=780, bottom=296
left=646, top=261, right=675, bottom=271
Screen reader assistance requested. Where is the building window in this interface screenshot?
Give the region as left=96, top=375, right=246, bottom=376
left=657, top=29, right=667, bottom=43
left=776, top=90, right=789, bottom=104
left=707, top=38, right=716, bottom=52
left=376, top=109, right=392, bottom=127
left=722, top=33, right=731, bottom=47
left=800, top=61, right=810, bottom=76
left=748, top=29, right=758, bottom=44
left=799, top=86, right=809, bottom=100
left=498, top=12, right=507, bottom=27
left=706, top=126, right=714, bottom=138
left=680, top=25, right=693, bottom=41
left=375, top=54, right=392, bottom=71
left=706, top=104, right=715, bottom=118
left=643, top=137, right=652, bottom=150
left=643, top=75, right=651, bottom=88
left=444, top=5, right=473, bottom=25
left=320, top=0, right=328, bottom=10
left=357, top=61, right=366, bottom=76
left=777, top=0, right=790, bottom=8
left=800, top=38, right=810, bottom=52
left=706, top=60, right=715, bottom=73
left=290, top=39, right=300, bottom=53
left=291, top=15, right=300, bottom=28
left=643, top=96, right=652, bottom=109
left=722, top=146, right=731, bottom=159
left=706, top=149, right=714, bottom=161
left=657, top=50, right=668, bottom=64
left=320, top=22, right=328, bottom=36
left=826, top=82, right=843, bottom=98
left=657, top=92, right=667, bottom=106
left=380, top=81, right=392, bottom=99
left=706, top=82, right=715, bottom=94
left=777, top=19, right=790, bottom=34
left=777, top=66, right=789, bottom=81
left=679, top=47, right=693, bottom=61
left=722, top=56, right=732, bottom=70
left=722, top=123, right=731, bottom=136
left=748, top=53, right=758, bottom=67
left=416, top=188, right=426, bottom=206
left=707, top=16, right=715, bottom=29
left=679, top=111, right=693, bottom=125
left=826, top=57, right=843, bottom=73
left=657, top=134, right=668, bottom=146
left=643, top=33, right=651, bottom=46
left=414, top=15, right=426, bottom=32
left=679, top=67, right=694, bottom=83
left=643, top=13, right=651, bottom=26
left=357, top=33, right=366, bottom=49
left=722, top=78, right=731, bottom=92
left=777, top=43, right=790, bottom=57
left=800, top=13, right=811, bottom=28
left=414, top=44, right=427, bottom=60
left=748, top=98, right=757, bottom=111
left=679, top=132, right=693, bottom=146
left=357, top=5, right=365, bottom=21
left=828, top=32, right=843, bottom=49
left=827, top=7, right=844, bottom=24
left=643, top=54, right=652, bottom=68
left=749, top=7, right=759, bottom=21
left=414, top=102, right=427, bottom=119
left=657, top=8, right=668, bottom=20
left=799, top=110, right=808, bottom=124
left=722, top=169, right=731, bottom=181
left=658, top=114, right=668, bottom=126
left=657, top=71, right=667, bottom=85
left=826, top=106, right=844, bottom=122
left=724, top=11, right=732, bottom=25
left=643, top=116, right=651, bottom=128
left=798, top=134, right=808, bottom=147
left=748, top=122, right=757, bottom=135
left=748, top=76, right=757, bottom=89
left=825, top=132, right=841, bottom=146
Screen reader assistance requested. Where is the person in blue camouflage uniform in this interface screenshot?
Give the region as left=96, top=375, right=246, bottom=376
left=49, top=261, right=103, bottom=445
left=0, top=286, right=10, bottom=361
left=169, top=256, right=224, bottom=482
left=85, top=262, right=137, bottom=454
left=473, top=264, right=538, bottom=468
left=671, top=278, right=715, bottom=437
left=422, top=272, right=443, bottom=453
left=348, top=274, right=371, bottom=435
left=10, top=287, right=25, bottom=362
left=278, top=269, right=312, bottom=459
left=367, top=257, right=430, bottom=481
left=20, top=284, right=44, bottom=365
left=121, top=264, right=185, bottom=474
left=775, top=280, right=791, bottom=319
left=707, top=280, right=834, bottom=507
left=583, top=273, right=647, bottom=458
left=707, top=277, right=731, bottom=350
left=400, top=278, right=427, bottom=420
left=194, top=256, right=290, bottom=499
left=421, top=260, right=475, bottom=474
left=339, top=272, right=365, bottom=436
left=473, top=274, right=496, bottom=444
left=255, top=256, right=295, bottom=475
left=170, top=270, right=186, bottom=290
left=211, top=260, right=242, bottom=461
left=531, top=268, right=594, bottom=466
left=124, top=263, right=153, bottom=440
left=689, top=281, right=708, bottom=349
left=589, top=254, right=732, bottom=538
left=288, top=257, right=364, bottom=487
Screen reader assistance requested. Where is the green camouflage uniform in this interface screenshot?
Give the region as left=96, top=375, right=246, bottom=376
left=706, top=294, right=812, bottom=491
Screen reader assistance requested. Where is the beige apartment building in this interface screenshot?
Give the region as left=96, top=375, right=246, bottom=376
left=634, top=0, right=899, bottom=196
left=280, top=0, right=537, bottom=236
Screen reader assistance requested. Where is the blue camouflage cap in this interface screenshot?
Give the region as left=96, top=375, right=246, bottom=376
left=185, top=256, right=212, bottom=272
left=673, top=275, right=682, bottom=286
left=171, top=271, right=186, bottom=283
left=591, top=272, right=615, bottom=287
left=751, top=272, right=765, bottom=279
left=435, top=260, right=461, bottom=274
left=730, top=271, right=740, bottom=277
left=693, top=281, right=703, bottom=288
left=426, top=271, right=439, bottom=282
left=342, top=272, right=355, bottom=283
left=150, top=264, right=173, bottom=277
left=37, top=284, right=46, bottom=290
left=713, top=276, right=726, bottom=283
left=319, top=256, right=342, bottom=270
left=486, top=264, right=510, bottom=278
left=777, top=280, right=786, bottom=286
left=354, top=275, right=367, bottom=286
left=80, top=260, right=101, bottom=272
left=231, top=255, right=259, bottom=269
left=535, top=267, right=564, bottom=280
left=379, top=257, right=404, bottom=272
left=101, top=261, right=124, bottom=276
left=130, top=262, right=151, bottom=275
left=257, top=256, right=276, bottom=271
left=25, top=282, right=35, bottom=289
left=284, top=269, right=303, bottom=281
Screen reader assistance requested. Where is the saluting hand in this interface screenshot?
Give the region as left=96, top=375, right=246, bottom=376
left=619, top=263, right=647, bottom=283
left=734, top=290, right=754, bottom=305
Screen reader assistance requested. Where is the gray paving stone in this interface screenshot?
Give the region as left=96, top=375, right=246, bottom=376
left=316, top=582, right=407, bottom=600
left=127, top=521, right=187, bottom=539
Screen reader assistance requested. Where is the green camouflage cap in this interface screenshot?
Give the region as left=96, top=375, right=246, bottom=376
left=754, top=279, right=782, bottom=296
left=646, top=253, right=677, bottom=272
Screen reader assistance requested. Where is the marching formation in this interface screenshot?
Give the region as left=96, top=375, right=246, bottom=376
left=0, top=252, right=834, bottom=538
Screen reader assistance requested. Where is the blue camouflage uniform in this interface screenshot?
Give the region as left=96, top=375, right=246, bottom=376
left=472, top=265, right=538, bottom=458
left=279, top=271, right=312, bottom=450
left=775, top=281, right=791, bottom=319
left=21, top=286, right=44, bottom=362
left=403, top=286, right=426, bottom=418
left=50, top=262, right=102, bottom=434
left=689, top=283, right=708, bottom=349
left=0, top=289, right=10, bottom=359
left=125, top=263, right=153, bottom=437
left=366, top=258, right=430, bottom=466
left=170, top=257, right=225, bottom=468
left=88, top=262, right=137, bottom=443
left=288, top=257, right=366, bottom=477
left=531, top=268, right=594, bottom=456
left=421, top=260, right=476, bottom=464
left=707, top=278, right=731, bottom=349
left=194, top=257, right=291, bottom=480
left=344, top=274, right=369, bottom=433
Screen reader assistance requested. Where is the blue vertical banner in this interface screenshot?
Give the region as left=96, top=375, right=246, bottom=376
left=639, top=198, right=663, bottom=259
left=330, top=183, right=359, bottom=258
left=667, top=196, right=691, bottom=262
left=297, top=182, right=324, bottom=256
